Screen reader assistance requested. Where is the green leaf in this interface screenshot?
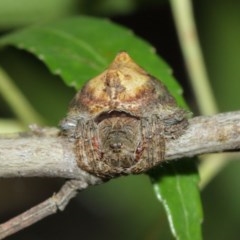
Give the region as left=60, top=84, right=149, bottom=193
left=150, top=161, right=203, bottom=240
left=0, top=16, right=203, bottom=239
left=0, top=16, right=185, bottom=108
left=0, top=0, right=77, bottom=29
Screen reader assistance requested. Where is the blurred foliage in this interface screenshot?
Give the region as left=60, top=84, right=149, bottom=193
left=195, top=1, right=240, bottom=240
left=0, top=0, right=78, bottom=29
left=196, top=0, right=240, bottom=112
left=0, top=0, right=240, bottom=240
left=0, top=48, right=75, bottom=126
left=0, top=0, right=166, bottom=29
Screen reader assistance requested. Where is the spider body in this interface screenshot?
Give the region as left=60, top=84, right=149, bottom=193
left=61, top=52, right=187, bottom=178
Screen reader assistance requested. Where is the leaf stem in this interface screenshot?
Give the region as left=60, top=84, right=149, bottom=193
left=0, top=67, right=44, bottom=126
left=169, top=0, right=217, bottom=115
left=169, top=0, right=228, bottom=188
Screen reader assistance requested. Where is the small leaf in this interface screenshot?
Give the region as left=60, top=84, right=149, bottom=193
left=150, top=161, right=203, bottom=240
left=0, top=16, right=203, bottom=239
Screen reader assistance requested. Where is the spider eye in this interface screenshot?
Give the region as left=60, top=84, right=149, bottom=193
left=110, top=142, right=122, bottom=149
left=110, top=142, right=122, bottom=153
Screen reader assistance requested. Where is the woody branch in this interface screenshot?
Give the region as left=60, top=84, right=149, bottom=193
left=0, top=110, right=239, bottom=179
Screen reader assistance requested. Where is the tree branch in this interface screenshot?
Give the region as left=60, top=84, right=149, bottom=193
left=0, top=111, right=239, bottom=180
left=0, top=110, right=239, bottom=239
left=166, top=111, right=240, bottom=159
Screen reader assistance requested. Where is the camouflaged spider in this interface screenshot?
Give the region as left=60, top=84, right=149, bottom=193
left=61, top=52, right=188, bottom=179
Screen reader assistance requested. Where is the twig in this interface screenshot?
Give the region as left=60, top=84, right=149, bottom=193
left=0, top=111, right=239, bottom=179
left=0, top=179, right=97, bottom=239
left=0, top=111, right=239, bottom=238
left=166, top=111, right=240, bottom=159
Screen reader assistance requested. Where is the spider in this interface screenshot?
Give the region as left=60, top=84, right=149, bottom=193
left=60, top=52, right=188, bottom=179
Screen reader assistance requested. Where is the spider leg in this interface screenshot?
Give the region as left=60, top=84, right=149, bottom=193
left=85, top=120, right=101, bottom=170
left=163, top=109, right=188, bottom=139
left=74, top=119, right=87, bottom=169
left=151, top=115, right=165, bottom=164
left=142, top=115, right=165, bottom=166
left=131, top=115, right=165, bottom=174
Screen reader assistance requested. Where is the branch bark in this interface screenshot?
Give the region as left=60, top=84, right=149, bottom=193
left=0, top=110, right=240, bottom=239
left=0, top=111, right=240, bottom=180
